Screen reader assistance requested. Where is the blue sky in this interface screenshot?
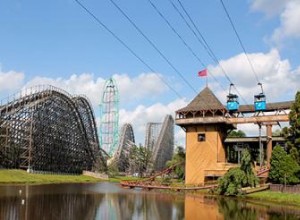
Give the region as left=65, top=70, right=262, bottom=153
left=1, top=0, right=300, bottom=145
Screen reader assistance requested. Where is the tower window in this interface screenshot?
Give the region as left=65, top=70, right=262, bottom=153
left=198, top=133, right=206, bottom=142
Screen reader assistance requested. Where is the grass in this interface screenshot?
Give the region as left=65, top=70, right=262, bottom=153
left=246, top=190, right=300, bottom=207
left=0, top=170, right=179, bottom=184
left=0, top=169, right=104, bottom=184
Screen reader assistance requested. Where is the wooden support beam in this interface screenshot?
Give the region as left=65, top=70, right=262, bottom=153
left=176, top=114, right=289, bottom=126
left=266, top=124, right=273, bottom=167
left=226, top=114, right=289, bottom=124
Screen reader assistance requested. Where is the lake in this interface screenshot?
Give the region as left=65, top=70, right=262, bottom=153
left=0, top=182, right=299, bottom=220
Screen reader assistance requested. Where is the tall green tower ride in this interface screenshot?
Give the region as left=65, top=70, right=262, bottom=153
left=99, top=78, right=119, bottom=156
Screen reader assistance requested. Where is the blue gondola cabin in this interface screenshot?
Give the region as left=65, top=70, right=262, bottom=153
left=227, top=93, right=239, bottom=112
left=254, top=93, right=266, bottom=111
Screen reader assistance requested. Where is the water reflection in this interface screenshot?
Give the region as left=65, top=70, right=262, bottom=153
left=184, top=195, right=300, bottom=220
left=0, top=184, right=104, bottom=220
left=95, top=191, right=184, bottom=220
left=217, top=198, right=259, bottom=220
left=0, top=183, right=184, bottom=220
left=0, top=183, right=300, bottom=220
left=92, top=183, right=184, bottom=219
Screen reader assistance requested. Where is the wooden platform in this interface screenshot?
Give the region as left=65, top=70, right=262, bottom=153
left=120, top=181, right=217, bottom=191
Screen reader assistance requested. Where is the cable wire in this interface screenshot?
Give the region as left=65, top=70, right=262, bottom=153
left=173, top=0, right=249, bottom=105
left=147, top=0, right=225, bottom=91
left=174, top=0, right=231, bottom=83
left=219, top=0, right=260, bottom=84
left=109, top=0, right=197, bottom=94
left=74, top=0, right=183, bottom=99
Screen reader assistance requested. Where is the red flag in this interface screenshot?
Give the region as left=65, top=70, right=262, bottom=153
left=198, top=69, right=207, bottom=77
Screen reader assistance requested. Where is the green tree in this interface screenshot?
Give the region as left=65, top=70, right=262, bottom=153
left=228, top=130, right=246, bottom=138
left=128, top=145, right=152, bottom=177
left=217, top=149, right=258, bottom=196
left=269, top=145, right=300, bottom=184
left=289, top=91, right=300, bottom=145
left=240, top=149, right=257, bottom=187
left=290, top=146, right=300, bottom=165
left=166, top=146, right=185, bottom=180
left=107, top=161, right=119, bottom=177
left=272, top=129, right=281, bottom=136
left=217, top=167, right=247, bottom=196
left=287, top=91, right=300, bottom=164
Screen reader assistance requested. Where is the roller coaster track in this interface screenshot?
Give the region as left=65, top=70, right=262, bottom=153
left=145, top=115, right=174, bottom=171
left=109, top=116, right=174, bottom=173
left=110, top=123, right=135, bottom=172
left=0, top=85, right=106, bottom=173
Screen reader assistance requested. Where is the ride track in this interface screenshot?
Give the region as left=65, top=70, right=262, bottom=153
left=0, top=85, right=107, bottom=173
left=112, top=123, right=135, bottom=172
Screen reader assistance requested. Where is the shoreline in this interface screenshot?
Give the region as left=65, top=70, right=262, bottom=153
left=1, top=169, right=300, bottom=207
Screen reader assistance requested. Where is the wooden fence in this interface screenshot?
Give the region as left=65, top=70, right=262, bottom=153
left=270, top=184, right=300, bottom=194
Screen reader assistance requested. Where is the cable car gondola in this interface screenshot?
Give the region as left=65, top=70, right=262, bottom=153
left=254, top=83, right=266, bottom=111
left=227, top=83, right=239, bottom=112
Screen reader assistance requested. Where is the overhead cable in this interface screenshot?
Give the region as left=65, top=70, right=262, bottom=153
left=74, top=0, right=183, bottom=99
left=174, top=0, right=249, bottom=105
left=109, top=0, right=197, bottom=94
left=219, top=0, right=261, bottom=84
left=147, top=0, right=225, bottom=91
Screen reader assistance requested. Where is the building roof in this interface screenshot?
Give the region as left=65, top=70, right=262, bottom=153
left=177, top=87, right=225, bottom=113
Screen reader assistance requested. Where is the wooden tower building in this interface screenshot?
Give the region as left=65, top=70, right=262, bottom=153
left=175, top=87, right=292, bottom=185
left=176, top=87, right=235, bottom=184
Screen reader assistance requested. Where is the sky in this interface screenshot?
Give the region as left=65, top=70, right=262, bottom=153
left=1, top=0, right=300, bottom=147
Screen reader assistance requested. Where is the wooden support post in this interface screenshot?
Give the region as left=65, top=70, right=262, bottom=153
left=258, top=123, right=262, bottom=168
left=266, top=124, right=273, bottom=167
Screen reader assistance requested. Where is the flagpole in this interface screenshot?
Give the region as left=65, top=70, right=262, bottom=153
left=197, top=69, right=208, bottom=87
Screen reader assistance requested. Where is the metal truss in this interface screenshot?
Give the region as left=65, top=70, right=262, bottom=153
left=0, top=85, right=106, bottom=173
left=145, top=115, right=174, bottom=171
left=99, top=78, right=119, bottom=157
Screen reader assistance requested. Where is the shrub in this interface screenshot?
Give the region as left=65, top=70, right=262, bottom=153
left=269, top=145, right=300, bottom=184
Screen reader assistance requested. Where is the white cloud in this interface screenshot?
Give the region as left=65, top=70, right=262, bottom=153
left=237, top=124, right=266, bottom=136
left=251, top=0, right=300, bottom=47
left=114, top=72, right=167, bottom=102
left=24, top=72, right=168, bottom=108
left=207, top=49, right=300, bottom=136
left=24, top=73, right=105, bottom=108
left=251, top=0, right=290, bottom=17
left=0, top=69, right=24, bottom=92
left=119, top=98, right=187, bottom=144
left=174, top=127, right=186, bottom=148
left=209, top=49, right=300, bottom=104
left=271, top=1, right=300, bottom=43
left=251, top=0, right=300, bottom=44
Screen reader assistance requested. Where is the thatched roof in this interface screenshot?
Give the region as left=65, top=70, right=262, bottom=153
left=177, top=87, right=225, bottom=113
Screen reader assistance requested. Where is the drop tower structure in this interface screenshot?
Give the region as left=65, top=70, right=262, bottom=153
left=99, top=78, right=119, bottom=156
